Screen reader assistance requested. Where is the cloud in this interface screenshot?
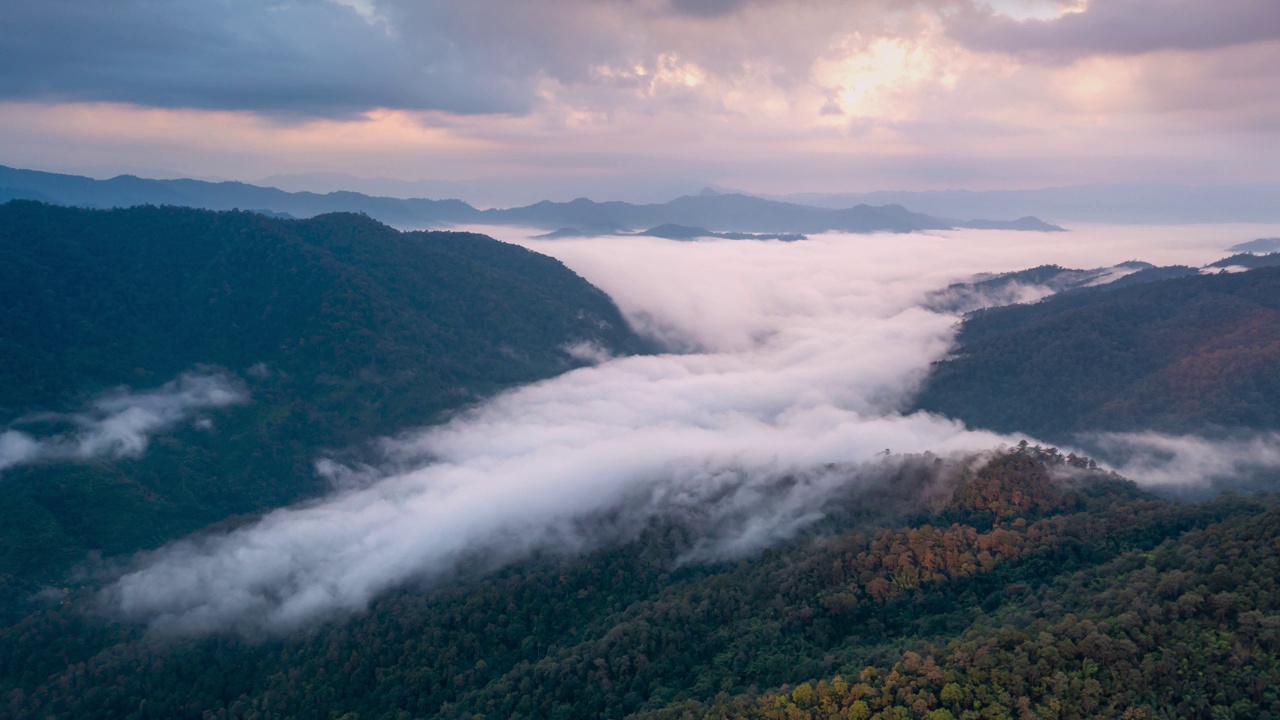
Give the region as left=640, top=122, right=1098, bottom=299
left=561, top=341, right=615, bottom=364
left=1081, top=430, right=1280, bottom=488
left=0, top=0, right=944, bottom=120
left=0, top=370, right=247, bottom=474
left=667, top=0, right=752, bottom=18
left=949, top=0, right=1280, bottom=62
left=102, top=224, right=1262, bottom=637
left=4, top=0, right=1280, bottom=196
left=0, top=0, right=533, bottom=116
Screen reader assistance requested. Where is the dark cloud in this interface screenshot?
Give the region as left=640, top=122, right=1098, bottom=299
left=668, top=0, right=752, bottom=18
left=949, top=0, right=1280, bottom=61
left=0, top=0, right=537, bottom=116
left=0, top=0, right=927, bottom=119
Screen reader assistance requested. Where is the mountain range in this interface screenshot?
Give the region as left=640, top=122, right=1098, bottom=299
left=774, top=182, right=1280, bottom=224
left=0, top=165, right=1063, bottom=235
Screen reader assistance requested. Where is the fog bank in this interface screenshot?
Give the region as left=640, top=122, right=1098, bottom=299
left=108, top=223, right=1280, bottom=635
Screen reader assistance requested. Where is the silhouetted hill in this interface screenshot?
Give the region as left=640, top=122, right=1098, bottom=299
left=1207, top=252, right=1280, bottom=270
left=776, top=182, right=1280, bottom=223
left=1231, top=237, right=1280, bottom=253
left=0, top=200, right=648, bottom=587
left=923, top=261, right=1174, bottom=314
left=0, top=166, right=480, bottom=227
left=484, top=194, right=1065, bottom=234
left=536, top=224, right=807, bottom=241
left=915, top=265, right=1280, bottom=440
left=0, top=165, right=1064, bottom=235
left=488, top=195, right=943, bottom=234
left=952, top=215, right=1065, bottom=232
left=636, top=224, right=806, bottom=241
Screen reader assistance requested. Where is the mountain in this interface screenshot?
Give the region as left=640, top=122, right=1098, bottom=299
left=256, top=171, right=477, bottom=201
left=922, top=261, right=1190, bottom=314
left=0, top=165, right=1063, bottom=235
left=534, top=224, right=807, bottom=241
left=0, top=200, right=649, bottom=590
left=914, top=264, right=1280, bottom=441
left=1231, top=238, right=1280, bottom=253
left=5, top=449, right=1277, bottom=719
left=482, top=194, right=1063, bottom=234
left=255, top=172, right=732, bottom=208
left=637, top=224, right=807, bottom=241
left=1206, top=252, right=1280, bottom=271
left=951, top=215, right=1065, bottom=232
left=775, top=182, right=1280, bottom=224
left=0, top=165, right=481, bottom=228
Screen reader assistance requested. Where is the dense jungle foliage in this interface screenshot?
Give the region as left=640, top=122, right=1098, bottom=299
left=0, top=201, right=648, bottom=594
left=4, top=449, right=1278, bottom=719
left=914, top=265, right=1280, bottom=442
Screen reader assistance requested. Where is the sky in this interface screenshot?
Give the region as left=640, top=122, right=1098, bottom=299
left=2, top=0, right=1279, bottom=203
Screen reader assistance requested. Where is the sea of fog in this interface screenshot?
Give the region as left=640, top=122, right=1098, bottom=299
left=107, top=222, right=1280, bottom=635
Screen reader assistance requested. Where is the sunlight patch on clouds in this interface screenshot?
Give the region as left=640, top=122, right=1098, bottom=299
left=813, top=30, right=964, bottom=122
left=975, top=0, right=1088, bottom=21
left=4, top=2, right=1279, bottom=196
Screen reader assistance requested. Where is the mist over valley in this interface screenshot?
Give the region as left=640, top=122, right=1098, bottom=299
left=5, top=200, right=1280, bottom=718
left=7, top=0, right=1280, bottom=715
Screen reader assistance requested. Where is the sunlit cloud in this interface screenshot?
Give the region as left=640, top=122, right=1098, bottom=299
left=1, top=0, right=1277, bottom=199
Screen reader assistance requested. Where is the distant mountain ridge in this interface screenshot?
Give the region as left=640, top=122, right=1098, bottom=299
left=0, top=165, right=478, bottom=228
left=534, top=224, right=808, bottom=241
left=1231, top=237, right=1280, bottom=253
left=0, top=165, right=1064, bottom=235
left=774, top=183, right=1280, bottom=224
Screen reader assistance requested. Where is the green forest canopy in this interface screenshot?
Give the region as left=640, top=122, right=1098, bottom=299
left=4, top=449, right=1278, bottom=719
left=914, top=266, right=1280, bottom=442
left=0, top=200, right=649, bottom=591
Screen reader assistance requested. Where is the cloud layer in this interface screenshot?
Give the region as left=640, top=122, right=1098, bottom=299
left=0, top=0, right=529, bottom=116
left=950, top=0, right=1280, bottom=61
left=2, top=0, right=1279, bottom=199
left=105, top=224, right=1280, bottom=636
left=0, top=371, right=247, bottom=475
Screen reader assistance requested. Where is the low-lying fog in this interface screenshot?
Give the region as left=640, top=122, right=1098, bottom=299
left=108, top=222, right=1280, bottom=635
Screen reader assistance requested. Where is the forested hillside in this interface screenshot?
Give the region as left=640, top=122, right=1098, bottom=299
left=4, top=449, right=1276, bottom=719
left=914, top=266, right=1280, bottom=441
left=0, top=201, right=648, bottom=593
left=5, top=200, right=1280, bottom=720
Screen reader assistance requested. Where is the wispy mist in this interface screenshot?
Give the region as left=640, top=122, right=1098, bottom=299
left=107, top=225, right=1280, bottom=636
left=0, top=370, right=247, bottom=475
left=1084, top=430, right=1280, bottom=488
